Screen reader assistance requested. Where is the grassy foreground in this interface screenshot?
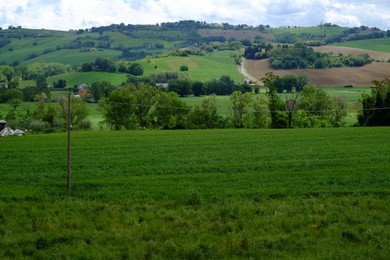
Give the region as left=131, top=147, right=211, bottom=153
left=1, top=128, right=389, bottom=258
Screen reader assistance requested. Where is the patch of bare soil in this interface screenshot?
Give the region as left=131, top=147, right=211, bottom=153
left=247, top=59, right=390, bottom=87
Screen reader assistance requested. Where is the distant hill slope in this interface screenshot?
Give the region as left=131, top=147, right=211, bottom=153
left=1, top=22, right=390, bottom=87
left=139, top=50, right=243, bottom=82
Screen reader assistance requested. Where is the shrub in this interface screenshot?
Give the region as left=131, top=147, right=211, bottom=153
left=29, top=120, right=50, bottom=133
left=180, top=65, right=189, bottom=71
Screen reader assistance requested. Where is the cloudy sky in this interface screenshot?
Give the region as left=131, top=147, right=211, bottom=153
left=1, top=0, right=389, bottom=31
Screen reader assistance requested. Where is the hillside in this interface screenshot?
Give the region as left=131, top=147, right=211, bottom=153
left=1, top=22, right=390, bottom=87
left=139, top=50, right=243, bottom=82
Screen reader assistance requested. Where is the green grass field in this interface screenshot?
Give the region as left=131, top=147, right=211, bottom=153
left=271, top=26, right=347, bottom=37
left=330, top=38, right=390, bottom=53
left=0, top=128, right=389, bottom=258
left=48, top=71, right=129, bottom=87
left=139, top=51, right=243, bottom=82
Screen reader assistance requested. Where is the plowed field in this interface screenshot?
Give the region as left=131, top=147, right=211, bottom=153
left=246, top=47, right=390, bottom=87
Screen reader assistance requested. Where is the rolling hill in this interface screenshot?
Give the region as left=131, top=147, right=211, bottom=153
left=1, top=22, right=390, bottom=86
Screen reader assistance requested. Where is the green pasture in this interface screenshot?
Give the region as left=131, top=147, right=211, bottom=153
left=24, top=49, right=122, bottom=66
left=107, top=31, right=180, bottom=50
left=48, top=71, right=128, bottom=87
left=0, top=128, right=389, bottom=258
left=321, top=87, right=370, bottom=102
left=331, top=38, right=390, bottom=53
left=271, top=25, right=347, bottom=37
left=139, top=50, right=243, bottom=82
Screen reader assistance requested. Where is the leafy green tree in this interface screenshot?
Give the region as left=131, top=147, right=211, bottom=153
left=90, top=81, right=116, bottom=101
left=251, top=94, right=271, bottom=128
left=230, top=91, right=252, bottom=128
left=94, top=57, right=114, bottom=72
left=262, top=72, right=288, bottom=128
left=169, top=78, right=192, bottom=97
left=127, top=63, right=144, bottom=76
left=188, top=95, right=226, bottom=129
left=0, top=65, right=15, bottom=82
left=58, top=96, right=90, bottom=130
left=99, top=86, right=138, bottom=130
left=151, top=91, right=188, bottom=129
left=331, top=95, right=348, bottom=127
left=35, top=75, right=48, bottom=90
left=180, top=65, right=189, bottom=71
left=81, top=62, right=93, bottom=72
left=131, top=84, right=159, bottom=127
left=358, top=79, right=390, bottom=126
left=7, top=98, right=22, bottom=111
left=53, top=79, right=67, bottom=88
left=297, top=85, right=332, bottom=118
left=275, top=75, right=308, bottom=93
left=191, top=81, right=206, bottom=96
left=0, top=88, right=23, bottom=103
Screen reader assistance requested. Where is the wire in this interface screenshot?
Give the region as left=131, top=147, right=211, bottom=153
left=1, top=100, right=389, bottom=114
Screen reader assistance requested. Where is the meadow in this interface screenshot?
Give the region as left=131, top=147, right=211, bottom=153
left=331, top=37, right=390, bottom=53
left=139, top=50, right=243, bottom=82
left=0, top=128, right=389, bottom=258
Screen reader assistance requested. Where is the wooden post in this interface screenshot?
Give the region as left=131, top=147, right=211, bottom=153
left=67, top=92, right=71, bottom=192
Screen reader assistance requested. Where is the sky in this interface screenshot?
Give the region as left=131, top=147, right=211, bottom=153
left=1, top=0, right=389, bottom=31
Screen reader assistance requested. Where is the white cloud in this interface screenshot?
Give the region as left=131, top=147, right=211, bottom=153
left=0, top=0, right=389, bottom=30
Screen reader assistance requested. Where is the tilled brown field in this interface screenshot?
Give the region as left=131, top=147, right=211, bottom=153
left=247, top=48, right=390, bottom=87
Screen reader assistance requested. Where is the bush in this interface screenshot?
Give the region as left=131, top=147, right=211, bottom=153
left=180, top=65, right=189, bottom=71
left=29, top=120, right=50, bottom=133
left=77, top=119, right=92, bottom=130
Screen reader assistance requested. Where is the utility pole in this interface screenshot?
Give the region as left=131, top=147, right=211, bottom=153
left=67, top=92, right=71, bottom=192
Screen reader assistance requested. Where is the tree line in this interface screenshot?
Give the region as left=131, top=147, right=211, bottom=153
left=2, top=68, right=390, bottom=132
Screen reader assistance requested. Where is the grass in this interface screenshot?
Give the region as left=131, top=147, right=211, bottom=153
left=24, top=49, right=123, bottom=66
left=271, top=26, right=347, bottom=37
left=331, top=38, right=390, bottom=53
left=139, top=50, right=243, bottom=82
left=0, top=128, right=389, bottom=258
left=48, top=71, right=129, bottom=87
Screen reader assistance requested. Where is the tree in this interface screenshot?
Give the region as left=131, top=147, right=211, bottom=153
left=295, top=85, right=332, bottom=127
left=94, top=57, right=113, bottom=72
left=297, top=85, right=332, bottom=118
left=90, top=81, right=116, bottom=101
left=7, top=98, right=22, bottom=111
left=53, top=79, right=67, bottom=88
left=131, top=84, right=159, bottom=127
left=331, top=95, right=348, bottom=127
left=35, top=75, right=48, bottom=90
left=180, top=65, right=189, bottom=71
left=81, top=62, right=93, bottom=72
left=191, top=81, right=206, bottom=96
left=168, top=78, right=192, bottom=97
left=262, top=72, right=288, bottom=128
left=151, top=91, right=188, bottom=129
left=230, top=91, right=252, bottom=128
left=358, top=79, right=390, bottom=126
left=0, top=65, right=15, bottom=82
left=99, top=86, right=138, bottom=130
left=188, top=95, right=225, bottom=129
left=127, top=63, right=144, bottom=76
left=275, top=75, right=308, bottom=93
left=251, top=94, right=271, bottom=128
left=58, top=95, right=90, bottom=130
left=0, top=88, right=23, bottom=103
